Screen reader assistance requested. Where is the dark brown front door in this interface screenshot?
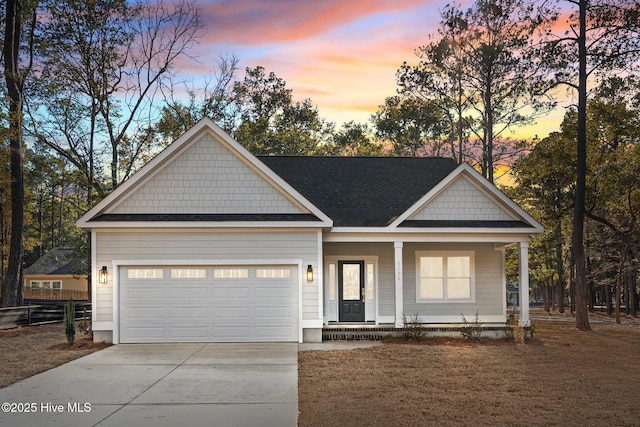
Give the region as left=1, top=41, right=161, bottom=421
left=338, top=261, right=365, bottom=322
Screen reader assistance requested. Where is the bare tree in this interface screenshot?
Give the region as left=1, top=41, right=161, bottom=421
left=156, top=54, right=240, bottom=143
left=32, top=0, right=204, bottom=193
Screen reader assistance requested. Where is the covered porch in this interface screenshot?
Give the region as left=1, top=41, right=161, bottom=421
left=322, top=236, right=532, bottom=329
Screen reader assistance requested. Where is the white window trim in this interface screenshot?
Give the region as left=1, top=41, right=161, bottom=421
left=415, top=250, right=476, bottom=303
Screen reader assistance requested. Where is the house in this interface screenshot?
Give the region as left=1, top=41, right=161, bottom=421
left=77, top=118, right=542, bottom=344
left=23, top=247, right=88, bottom=300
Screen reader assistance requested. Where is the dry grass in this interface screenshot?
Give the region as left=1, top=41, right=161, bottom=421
left=299, top=319, right=640, bottom=427
left=0, top=323, right=110, bottom=389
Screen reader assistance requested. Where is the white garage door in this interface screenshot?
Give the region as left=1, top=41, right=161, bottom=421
left=119, top=265, right=298, bottom=343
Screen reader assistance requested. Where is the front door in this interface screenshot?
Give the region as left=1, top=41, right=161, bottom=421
left=338, top=261, right=365, bottom=322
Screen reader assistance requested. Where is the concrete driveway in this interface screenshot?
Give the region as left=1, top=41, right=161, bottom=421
left=0, top=343, right=298, bottom=427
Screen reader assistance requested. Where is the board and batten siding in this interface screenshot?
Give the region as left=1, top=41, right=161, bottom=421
left=323, top=242, right=395, bottom=319
left=402, top=242, right=505, bottom=321
left=107, top=133, right=305, bottom=215
left=409, top=176, right=515, bottom=221
left=94, top=230, right=320, bottom=323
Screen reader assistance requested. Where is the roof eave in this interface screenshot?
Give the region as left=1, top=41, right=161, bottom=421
left=328, top=226, right=541, bottom=234
left=80, top=220, right=332, bottom=229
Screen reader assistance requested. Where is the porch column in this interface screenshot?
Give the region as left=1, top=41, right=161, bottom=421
left=519, top=241, right=530, bottom=326
left=394, top=241, right=404, bottom=327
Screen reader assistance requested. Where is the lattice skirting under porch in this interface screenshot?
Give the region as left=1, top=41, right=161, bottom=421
left=322, top=324, right=529, bottom=341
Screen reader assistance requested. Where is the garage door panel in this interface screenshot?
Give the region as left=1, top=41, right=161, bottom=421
left=212, top=326, right=251, bottom=340
left=255, top=286, right=291, bottom=299
left=168, top=327, right=207, bottom=341
left=127, top=286, right=165, bottom=299
left=170, top=286, right=208, bottom=299
left=254, top=326, right=297, bottom=338
left=126, top=327, right=167, bottom=340
left=212, top=307, right=251, bottom=318
left=212, top=287, right=250, bottom=298
left=254, top=306, right=294, bottom=318
left=125, top=307, right=165, bottom=319
left=169, top=307, right=208, bottom=319
left=120, top=265, right=298, bottom=343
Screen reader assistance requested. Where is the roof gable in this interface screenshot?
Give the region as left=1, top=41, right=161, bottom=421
left=107, top=132, right=304, bottom=215
left=390, top=163, right=543, bottom=232
left=409, top=175, right=515, bottom=221
left=77, top=119, right=332, bottom=228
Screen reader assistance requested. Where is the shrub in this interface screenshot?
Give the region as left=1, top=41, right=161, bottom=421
left=64, top=297, right=76, bottom=346
left=403, top=312, right=426, bottom=341
left=460, top=311, right=482, bottom=342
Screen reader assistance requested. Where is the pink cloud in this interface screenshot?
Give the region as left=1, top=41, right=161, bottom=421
left=209, top=13, right=430, bottom=125
left=200, top=0, right=426, bottom=45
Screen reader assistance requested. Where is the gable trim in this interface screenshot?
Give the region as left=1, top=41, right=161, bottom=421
left=77, top=118, right=333, bottom=229
left=387, top=163, right=543, bottom=233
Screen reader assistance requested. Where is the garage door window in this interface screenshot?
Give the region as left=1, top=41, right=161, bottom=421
left=128, top=269, right=163, bottom=279
left=256, top=268, right=291, bottom=279
left=170, top=268, right=206, bottom=279
left=213, top=268, right=248, bottom=279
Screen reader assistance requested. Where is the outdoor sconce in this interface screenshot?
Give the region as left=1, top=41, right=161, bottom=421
left=306, top=265, right=313, bottom=282
left=98, top=266, right=108, bottom=284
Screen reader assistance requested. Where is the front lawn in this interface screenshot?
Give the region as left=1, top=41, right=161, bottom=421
left=298, top=319, right=640, bottom=426
left=0, top=323, right=109, bottom=389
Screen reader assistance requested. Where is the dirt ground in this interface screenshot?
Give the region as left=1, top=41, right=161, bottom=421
left=0, top=323, right=110, bottom=389
left=3, top=316, right=640, bottom=426
left=298, top=316, right=640, bottom=427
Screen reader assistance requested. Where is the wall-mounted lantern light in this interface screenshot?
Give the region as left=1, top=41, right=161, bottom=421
left=306, top=265, right=313, bottom=282
left=99, top=266, right=108, bottom=284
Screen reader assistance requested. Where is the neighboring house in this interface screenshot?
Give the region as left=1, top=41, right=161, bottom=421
left=77, top=118, right=542, bottom=344
left=23, top=247, right=88, bottom=300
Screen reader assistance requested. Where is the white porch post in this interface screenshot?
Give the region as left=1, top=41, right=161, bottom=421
left=394, top=241, right=404, bottom=327
left=519, top=241, right=530, bottom=326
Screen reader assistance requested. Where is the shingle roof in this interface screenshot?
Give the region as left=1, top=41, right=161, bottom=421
left=258, top=156, right=458, bottom=227
left=24, top=247, right=78, bottom=275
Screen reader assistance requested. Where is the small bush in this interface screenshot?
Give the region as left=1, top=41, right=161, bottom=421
left=403, top=312, right=426, bottom=341
left=460, top=311, right=482, bottom=342
left=64, top=297, right=76, bottom=346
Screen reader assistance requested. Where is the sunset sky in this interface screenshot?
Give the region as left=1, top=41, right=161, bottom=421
left=183, top=0, right=571, bottom=140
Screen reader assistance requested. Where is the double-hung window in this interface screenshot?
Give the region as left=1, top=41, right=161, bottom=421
left=416, top=251, right=475, bottom=302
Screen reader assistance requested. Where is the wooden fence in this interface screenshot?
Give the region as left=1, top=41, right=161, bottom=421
left=0, top=302, right=91, bottom=330
left=23, top=288, right=89, bottom=301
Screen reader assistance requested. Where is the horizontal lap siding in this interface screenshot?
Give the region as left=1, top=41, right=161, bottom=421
left=323, top=242, right=395, bottom=318
left=402, top=242, right=504, bottom=319
left=95, top=230, right=320, bottom=323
